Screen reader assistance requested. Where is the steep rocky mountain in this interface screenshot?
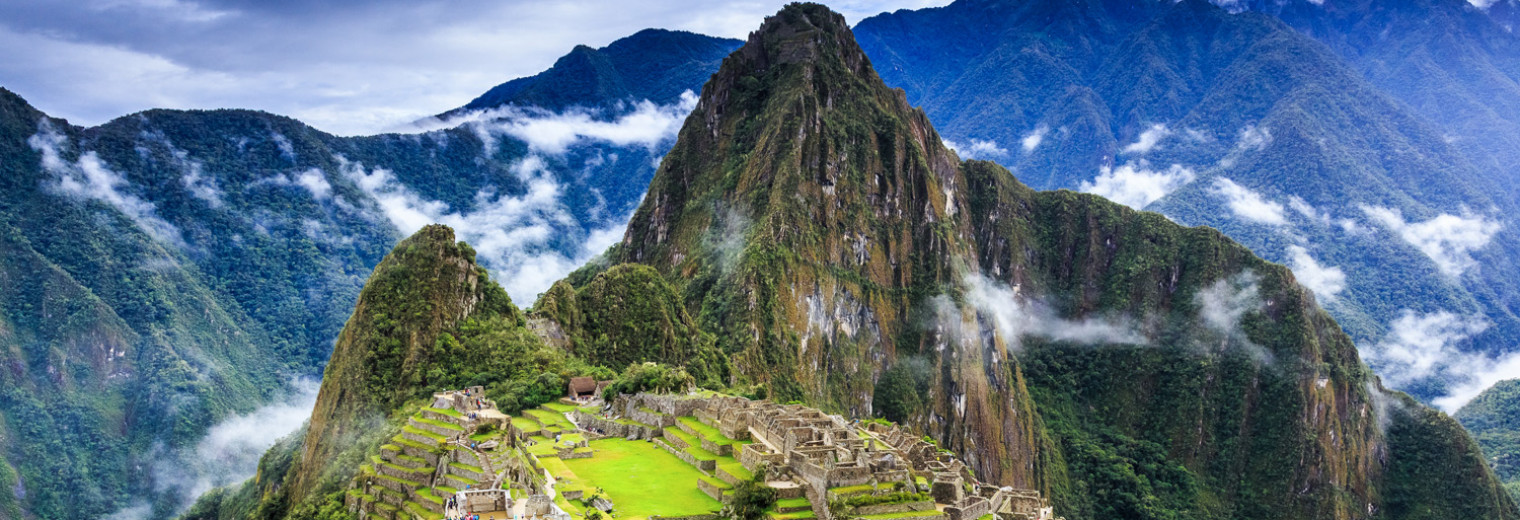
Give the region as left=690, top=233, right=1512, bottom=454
left=851, top=0, right=1520, bottom=402
left=188, top=225, right=610, bottom=520
left=529, top=4, right=1514, bottom=518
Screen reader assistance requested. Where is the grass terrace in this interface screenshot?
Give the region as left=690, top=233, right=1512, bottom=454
left=542, top=402, right=577, bottom=413
left=424, top=406, right=463, bottom=418
left=526, top=408, right=570, bottom=427
left=562, top=438, right=723, bottom=520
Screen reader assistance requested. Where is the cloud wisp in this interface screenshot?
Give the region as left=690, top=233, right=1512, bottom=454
left=27, top=120, right=185, bottom=247
left=1285, top=244, right=1346, bottom=302
left=944, top=272, right=1147, bottom=350
left=1121, top=123, right=1171, bottom=155
left=942, top=137, right=1009, bottom=160
left=1360, top=205, right=1500, bottom=277
left=105, top=379, right=321, bottom=520
left=1194, top=270, right=1274, bottom=362
left=1211, top=177, right=1286, bottom=226
left=1078, top=161, right=1195, bottom=210
left=1020, top=125, right=1049, bottom=153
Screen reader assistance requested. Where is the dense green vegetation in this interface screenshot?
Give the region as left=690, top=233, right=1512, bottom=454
left=534, top=264, right=729, bottom=387
left=1458, top=378, right=1520, bottom=501
left=852, top=0, right=1520, bottom=373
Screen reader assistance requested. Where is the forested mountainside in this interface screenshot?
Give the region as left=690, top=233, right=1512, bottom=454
left=1458, top=379, right=1520, bottom=501
left=0, top=28, right=736, bottom=520
left=541, top=4, right=1506, bottom=518
left=852, top=0, right=1520, bottom=401
left=197, top=4, right=1515, bottom=520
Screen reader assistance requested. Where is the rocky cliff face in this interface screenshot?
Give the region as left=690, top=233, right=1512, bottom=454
left=561, top=3, right=1516, bottom=518
left=609, top=3, right=1044, bottom=488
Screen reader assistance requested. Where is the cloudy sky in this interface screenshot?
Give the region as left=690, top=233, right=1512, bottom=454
left=0, top=0, right=949, bottom=136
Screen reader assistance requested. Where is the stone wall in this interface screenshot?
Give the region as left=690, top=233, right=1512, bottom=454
left=698, top=476, right=727, bottom=501
left=945, top=496, right=989, bottom=520
left=856, top=500, right=935, bottom=516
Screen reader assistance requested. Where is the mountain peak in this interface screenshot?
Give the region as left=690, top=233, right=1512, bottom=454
left=731, top=3, right=873, bottom=75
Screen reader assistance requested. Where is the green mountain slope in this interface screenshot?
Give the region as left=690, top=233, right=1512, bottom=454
left=196, top=225, right=602, bottom=519
left=852, top=0, right=1520, bottom=403
left=0, top=88, right=285, bottom=519
left=543, top=4, right=1516, bottom=518
left=1457, top=378, right=1520, bottom=501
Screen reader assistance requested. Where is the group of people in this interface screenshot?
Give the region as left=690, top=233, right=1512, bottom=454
left=443, top=494, right=494, bottom=520
left=461, top=389, right=486, bottom=411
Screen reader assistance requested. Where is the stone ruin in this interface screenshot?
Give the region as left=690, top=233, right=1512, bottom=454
left=575, top=392, right=1062, bottom=520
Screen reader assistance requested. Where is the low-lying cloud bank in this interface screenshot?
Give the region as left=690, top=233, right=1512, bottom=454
left=400, top=91, right=697, bottom=154
left=107, top=379, right=320, bottom=520
left=1360, top=309, right=1520, bottom=413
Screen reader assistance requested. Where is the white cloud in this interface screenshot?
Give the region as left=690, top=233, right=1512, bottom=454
left=1360, top=205, right=1500, bottom=277
left=1287, top=196, right=1360, bottom=233
left=1020, top=125, right=1049, bottom=153
left=105, top=379, right=320, bottom=519
left=1078, top=161, right=1195, bottom=210
left=406, top=91, right=696, bottom=155
left=957, top=272, right=1146, bottom=348
left=942, top=137, right=1009, bottom=160
left=1358, top=310, right=1520, bottom=413
left=1211, top=177, right=1286, bottom=225
left=1218, top=124, right=1271, bottom=168
left=1434, top=354, right=1520, bottom=413
left=27, top=121, right=184, bottom=246
left=167, top=146, right=223, bottom=208
left=179, top=379, right=319, bottom=496
left=1121, top=123, right=1171, bottom=154
left=294, top=168, right=332, bottom=200
left=1195, top=271, right=1273, bottom=361
left=342, top=155, right=625, bottom=302
left=1285, top=245, right=1346, bottom=302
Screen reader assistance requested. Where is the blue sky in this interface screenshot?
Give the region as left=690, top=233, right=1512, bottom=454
left=0, top=0, right=949, bottom=135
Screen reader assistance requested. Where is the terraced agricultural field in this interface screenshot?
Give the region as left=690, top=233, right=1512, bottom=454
left=561, top=438, right=722, bottom=519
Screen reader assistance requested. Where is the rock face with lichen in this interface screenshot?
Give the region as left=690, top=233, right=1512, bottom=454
left=536, top=3, right=1517, bottom=519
